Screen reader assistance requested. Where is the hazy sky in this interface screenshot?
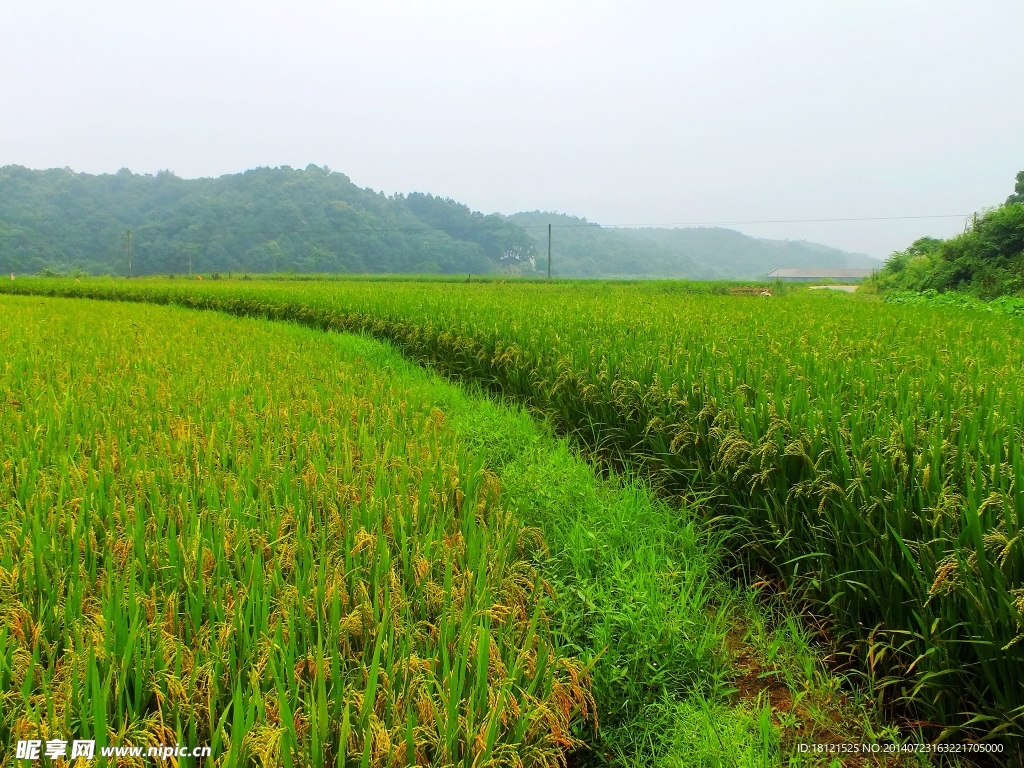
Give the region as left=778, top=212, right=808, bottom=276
left=2, top=1, right=1021, bottom=256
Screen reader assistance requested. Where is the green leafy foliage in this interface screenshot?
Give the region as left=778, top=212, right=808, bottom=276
left=1008, top=171, right=1024, bottom=205
left=885, top=288, right=1024, bottom=316
left=875, top=172, right=1024, bottom=299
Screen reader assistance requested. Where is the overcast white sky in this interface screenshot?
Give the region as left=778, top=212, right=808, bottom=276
left=1, top=1, right=1021, bottom=256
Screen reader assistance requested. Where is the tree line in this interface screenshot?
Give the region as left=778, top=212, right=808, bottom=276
left=0, top=164, right=538, bottom=276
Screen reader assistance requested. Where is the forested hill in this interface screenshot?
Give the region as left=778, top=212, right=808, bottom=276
left=1, top=163, right=878, bottom=278
left=0, top=165, right=539, bottom=276
left=507, top=211, right=880, bottom=279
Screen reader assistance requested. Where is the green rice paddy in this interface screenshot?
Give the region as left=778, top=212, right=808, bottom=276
left=4, top=275, right=1017, bottom=764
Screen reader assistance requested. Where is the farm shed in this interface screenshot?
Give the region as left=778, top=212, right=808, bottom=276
left=767, top=268, right=877, bottom=282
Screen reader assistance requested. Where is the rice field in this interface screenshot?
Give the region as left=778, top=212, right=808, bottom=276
left=8, top=278, right=1024, bottom=753
left=0, top=296, right=594, bottom=765
left=4, top=275, right=1021, bottom=760
left=9, top=293, right=903, bottom=768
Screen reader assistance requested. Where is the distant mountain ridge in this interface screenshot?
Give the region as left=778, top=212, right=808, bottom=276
left=0, top=164, right=879, bottom=278
left=507, top=211, right=881, bottom=280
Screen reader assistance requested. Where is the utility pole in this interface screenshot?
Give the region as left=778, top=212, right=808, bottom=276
left=547, top=223, right=552, bottom=279
left=126, top=230, right=132, bottom=278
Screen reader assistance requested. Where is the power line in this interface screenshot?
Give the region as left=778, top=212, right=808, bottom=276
left=322, top=213, right=972, bottom=235
left=597, top=214, right=972, bottom=227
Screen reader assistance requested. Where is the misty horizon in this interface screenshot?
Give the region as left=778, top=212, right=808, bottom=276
left=0, top=159, right=977, bottom=261
left=2, top=1, right=1022, bottom=258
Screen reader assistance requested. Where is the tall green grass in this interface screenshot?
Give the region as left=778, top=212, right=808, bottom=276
left=7, top=277, right=1021, bottom=746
